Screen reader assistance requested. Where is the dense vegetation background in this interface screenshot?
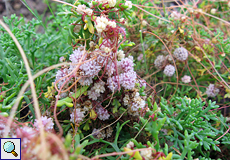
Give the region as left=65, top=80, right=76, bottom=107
left=0, top=0, right=230, bottom=159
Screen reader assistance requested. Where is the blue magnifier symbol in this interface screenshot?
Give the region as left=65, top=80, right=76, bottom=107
left=3, top=141, right=18, bottom=157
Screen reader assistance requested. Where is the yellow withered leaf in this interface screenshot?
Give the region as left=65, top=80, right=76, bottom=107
left=159, top=152, right=173, bottom=160
left=124, top=147, right=143, bottom=160
left=90, top=109, right=97, bottom=120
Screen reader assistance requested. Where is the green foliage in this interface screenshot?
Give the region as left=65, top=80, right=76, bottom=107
left=158, top=97, right=230, bottom=158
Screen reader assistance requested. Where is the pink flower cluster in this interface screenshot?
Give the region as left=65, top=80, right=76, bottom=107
left=56, top=47, right=105, bottom=87
left=96, top=106, right=110, bottom=121
left=34, top=116, right=54, bottom=132
left=55, top=68, right=71, bottom=89
left=70, top=108, right=85, bottom=123
left=206, top=84, right=219, bottom=97
left=107, top=56, right=138, bottom=92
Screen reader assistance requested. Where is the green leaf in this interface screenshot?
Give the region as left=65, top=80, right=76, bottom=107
left=112, top=99, right=121, bottom=113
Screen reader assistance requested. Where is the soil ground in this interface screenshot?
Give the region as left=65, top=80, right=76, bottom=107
left=0, top=0, right=48, bottom=19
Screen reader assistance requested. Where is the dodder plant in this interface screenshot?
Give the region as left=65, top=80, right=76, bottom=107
left=53, top=0, right=149, bottom=138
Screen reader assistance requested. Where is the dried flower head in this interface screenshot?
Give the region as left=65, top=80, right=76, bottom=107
left=173, top=47, right=188, bottom=61
left=163, top=65, right=175, bottom=77
left=206, top=84, right=219, bottom=97
left=181, top=75, right=191, bottom=83
left=92, top=128, right=106, bottom=139
left=154, top=55, right=166, bottom=69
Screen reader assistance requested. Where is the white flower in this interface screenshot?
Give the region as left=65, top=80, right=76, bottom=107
left=85, top=8, right=93, bottom=16
left=141, top=20, right=147, bottom=26
left=126, top=141, right=134, bottom=148
left=73, top=24, right=81, bottom=33
left=89, top=41, right=95, bottom=47
left=108, top=21, right=116, bottom=28
left=76, top=5, right=86, bottom=14
left=104, top=47, right=111, bottom=53
left=120, top=18, right=125, bottom=22
left=117, top=50, right=125, bottom=60
left=211, top=8, right=217, bottom=14
left=181, top=75, right=191, bottom=83
left=163, top=65, right=175, bottom=77
left=95, top=16, right=108, bottom=33
left=93, top=81, right=105, bottom=93
left=131, top=92, right=145, bottom=111
left=140, top=148, right=152, bottom=160
left=108, top=0, right=116, bottom=7
left=59, top=56, right=65, bottom=62
left=125, top=1, right=132, bottom=10
left=92, top=128, right=106, bottom=139
left=94, top=0, right=116, bottom=7
left=88, top=90, right=100, bottom=100
left=170, top=11, right=181, bottom=20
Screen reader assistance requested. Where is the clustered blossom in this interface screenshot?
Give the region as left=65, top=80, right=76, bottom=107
left=93, top=0, right=117, bottom=7
left=82, top=100, right=93, bottom=112
left=140, top=148, right=153, bottom=160
left=181, top=75, right=191, bottom=83
left=16, top=126, right=37, bottom=148
left=95, top=16, right=116, bottom=33
left=107, top=75, right=119, bottom=91
left=173, top=47, right=188, bottom=61
left=55, top=68, right=71, bottom=89
left=131, top=92, right=145, bottom=111
left=92, top=128, right=106, bottom=139
left=120, top=71, right=137, bottom=90
left=70, top=108, right=85, bottom=123
left=163, top=65, right=175, bottom=77
left=106, top=61, right=116, bottom=76
left=34, top=116, right=54, bottom=132
left=125, top=1, right=132, bottom=10
left=96, top=107, right=110, bottom=121
left=126, top=141, right=134, bottom=149
left=56, top=47, right=103, bottom=87
left=76, top=4, right=93, bottom=16
left=92, top=126, right=113, bottom=139
left=88, top=81, right=105, bottom=100
left=107, top=56, right=138, bottom=92
left=117, top=50, right=125, bottom=60
left=53, top=0, right=148, bottom=136
left=118, top=57, right=134, bottom=73
left=206, top=84, right=219, bottom=97
left=154, top=55, right=166, bottom=69
left=123, top=92, right=146, bottom=115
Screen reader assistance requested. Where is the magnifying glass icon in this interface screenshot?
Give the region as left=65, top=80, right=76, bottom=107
left=3, top=141, right=18, bottom=157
